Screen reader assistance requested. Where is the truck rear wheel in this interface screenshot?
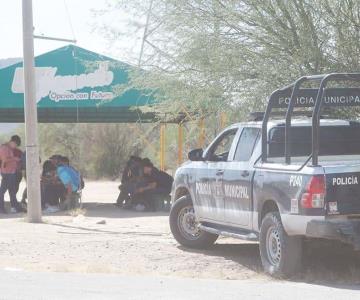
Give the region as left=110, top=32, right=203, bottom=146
left=259, top=212, right=302, bottom=277
left=169, top=195, right=218, bottom=249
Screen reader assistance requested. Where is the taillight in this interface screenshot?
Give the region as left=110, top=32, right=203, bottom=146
left=300, top=175, right=325, bottom=209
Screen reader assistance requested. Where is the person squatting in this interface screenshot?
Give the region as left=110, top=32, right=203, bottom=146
left=116, top=156, right=174, bottom=212
left=0, top=135, right=83, bottom=214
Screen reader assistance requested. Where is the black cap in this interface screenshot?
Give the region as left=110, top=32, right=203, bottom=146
left=142, top=158, right=153, bottom=168
left=49, top=154, right=62, bottom=160
left=129, top=156, right=142, bottom=162
left=60, top=156, right=70, bottom=164
left=10, top=135, right=21, bottom=146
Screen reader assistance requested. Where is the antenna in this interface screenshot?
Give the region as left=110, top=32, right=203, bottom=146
left=138, top=0, right=154, bottom=67
left=33, top=35, right=76, bottom=43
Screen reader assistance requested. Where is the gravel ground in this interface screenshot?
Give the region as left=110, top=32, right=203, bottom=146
left=0, top=181, right=359, bottom=288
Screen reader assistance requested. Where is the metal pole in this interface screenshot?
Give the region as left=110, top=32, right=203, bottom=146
left=33, top=35, right=77, bottom=43
left=22, top=0, right=42, bottom=222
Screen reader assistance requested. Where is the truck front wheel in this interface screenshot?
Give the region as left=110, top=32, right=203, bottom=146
left=259, top=212, right=302, bottom=277
left=169, top=195, right=218, bottom=249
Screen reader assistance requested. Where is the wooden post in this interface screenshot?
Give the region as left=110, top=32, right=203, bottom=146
left=160, top=123, right=166, bottom=171
left=198, top=118, right=205, bottom=148
left=220, top=112, right=227, bottom=129
left=177, top=123, right=183, bottom=165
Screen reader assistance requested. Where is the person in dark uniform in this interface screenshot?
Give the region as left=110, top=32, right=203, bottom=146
left=133, top=159, right=173, bottom=211
left=41, top=160, right=65, bottom=210
left=116, top=156, right=143, bottom=207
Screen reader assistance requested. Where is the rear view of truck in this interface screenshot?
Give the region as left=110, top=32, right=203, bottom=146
left=269, top=122, right=360, bottom=216
left=269, top=122, right=360, bottom=247
left=307, top=124, right=360, bottom=248
left=258, top=73, right=360, bottom=276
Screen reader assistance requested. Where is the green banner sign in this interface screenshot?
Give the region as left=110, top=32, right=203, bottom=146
left=0, top=45, right=154, bottom=109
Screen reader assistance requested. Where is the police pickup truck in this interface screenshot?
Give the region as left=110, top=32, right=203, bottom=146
left=169, top=73, right=360, bottom=277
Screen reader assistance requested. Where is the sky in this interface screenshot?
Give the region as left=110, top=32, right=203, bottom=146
left=0, top=0, right=144, bottom=133
left=0, top=0, right=142, bottom=63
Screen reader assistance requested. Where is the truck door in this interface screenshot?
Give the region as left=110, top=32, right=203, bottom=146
left=223, top=127, right=260, bottom=228
left=195, top=128, right=238, bottom=222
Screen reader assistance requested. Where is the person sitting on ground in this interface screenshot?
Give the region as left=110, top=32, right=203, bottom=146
left=132, top=159, right=174, bottom=211
left=116, top=155, right=143, bottom=208
left=0, top=135, right=23, bottom=214
left=41, top=160, right=64, bottom=213
left=49, top=154, right=62, bottom=166
left=60, top=156, right=70, bottom=165
left=56, top=157, right=81, bottom=210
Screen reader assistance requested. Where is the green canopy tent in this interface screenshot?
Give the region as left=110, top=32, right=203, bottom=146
left=0, top=45, right=156, bottom=123
left=0, top=45, right=204, bottom=168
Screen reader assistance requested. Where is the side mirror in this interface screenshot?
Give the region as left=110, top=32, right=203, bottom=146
left=188, top=148, right=204, bottom=161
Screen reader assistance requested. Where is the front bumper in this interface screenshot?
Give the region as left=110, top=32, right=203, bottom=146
left=306, top=219, right=360, bottom=250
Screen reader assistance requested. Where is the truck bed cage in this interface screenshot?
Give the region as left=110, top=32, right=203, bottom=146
left=261, top=73, right=360, bottom=166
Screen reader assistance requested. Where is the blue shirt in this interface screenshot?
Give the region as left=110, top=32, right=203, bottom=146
left=57, top=165, right=80, bottom=192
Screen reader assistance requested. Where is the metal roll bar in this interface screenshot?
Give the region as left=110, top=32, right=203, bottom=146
left=261, top=73, right=360, bottom=165
left=311, top=73, right=360, bottom=165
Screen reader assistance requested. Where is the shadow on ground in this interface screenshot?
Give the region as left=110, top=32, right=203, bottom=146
left=300, top=241, right=360, bottom=287
left=180, top=239, right=360, bottom=288
left=80, top=203, right=169, bottom=219
left=179, top=243, right=263, bottom=274
left=0, top=203, right=169, bottom=220
left=49, top=222, right=167, bottom=238
left=0, top=213, right=26, bottom=220
left=0, top=203, right=27, bottom=219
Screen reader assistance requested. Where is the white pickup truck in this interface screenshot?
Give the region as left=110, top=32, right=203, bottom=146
left=169, top=73, right=360, bottom=277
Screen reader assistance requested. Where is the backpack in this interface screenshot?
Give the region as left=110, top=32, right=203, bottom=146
left=61, top=166, right=82, bottom=192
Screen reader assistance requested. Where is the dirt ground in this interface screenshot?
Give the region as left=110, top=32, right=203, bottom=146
left=1, top=181, right=360, bottom=287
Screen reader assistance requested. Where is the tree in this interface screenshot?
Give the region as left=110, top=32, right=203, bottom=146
left=82, top=124, right=143, bottom=179
left=99, top=0, right=360, bottom=120
left=31, top=123, right=144, bottom=179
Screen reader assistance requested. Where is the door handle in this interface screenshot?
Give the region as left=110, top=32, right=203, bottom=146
left=241, top=170, right=250, bottom=177
left=216, top=170, right=224, bottom=176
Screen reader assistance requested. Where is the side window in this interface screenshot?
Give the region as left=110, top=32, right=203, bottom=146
left=207, top=129, right=237, bottom=162
left=234, top=128, right=260, bottom=161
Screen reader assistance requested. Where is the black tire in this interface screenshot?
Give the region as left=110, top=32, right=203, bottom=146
left=169, top=195, right=218, bottom=249
left=259, top=212, right=302, bottom=278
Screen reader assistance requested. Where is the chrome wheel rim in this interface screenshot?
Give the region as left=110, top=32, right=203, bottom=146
left=266, top=225, right=281, bottom=267
left=177, top=206, right=200, bottom=240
